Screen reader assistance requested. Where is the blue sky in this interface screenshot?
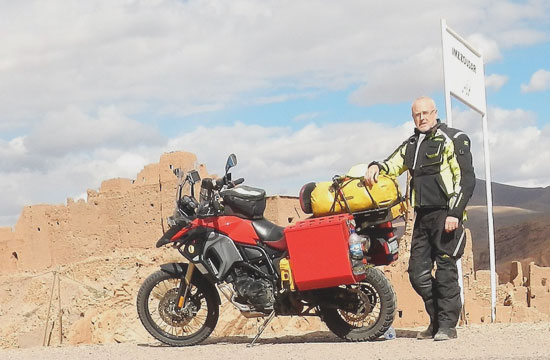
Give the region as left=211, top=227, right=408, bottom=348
left=0, top=0, right=549, bottom=227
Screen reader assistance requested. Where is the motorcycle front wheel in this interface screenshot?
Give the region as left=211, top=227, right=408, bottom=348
left=319, top=267, right=396, bottom=341
left=137, top=270, right=219, bottom=346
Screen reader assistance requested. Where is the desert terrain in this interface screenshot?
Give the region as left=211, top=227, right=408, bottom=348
left=1, top=152, right=550, bottom=359
left=3, top=322, right=550, bottom=360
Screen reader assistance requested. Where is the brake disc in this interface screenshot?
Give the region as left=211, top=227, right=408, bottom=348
left=158, top=288, right=199, bottom=327
left=339, top=287, right=374, bottom=324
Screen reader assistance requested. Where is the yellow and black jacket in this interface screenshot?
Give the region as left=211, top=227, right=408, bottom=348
left=372, top=121, right=475, bottom=220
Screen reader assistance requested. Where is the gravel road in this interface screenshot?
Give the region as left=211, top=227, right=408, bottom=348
left=3, top=322, right=549, bottom=360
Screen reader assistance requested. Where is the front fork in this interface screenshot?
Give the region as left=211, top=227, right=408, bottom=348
left=176, top=263, right=195, bottom=309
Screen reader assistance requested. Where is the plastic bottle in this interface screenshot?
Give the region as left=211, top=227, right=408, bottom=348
left=348, top=229, right=363, bottom=260
left=383, top=326, right=396, bottom=340
left=349, top=229, right=365, bottom=275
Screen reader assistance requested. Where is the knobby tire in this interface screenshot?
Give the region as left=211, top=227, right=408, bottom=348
left=320, top=267, right=396, bottom=341
left=136, top=270, right=219, bottom=346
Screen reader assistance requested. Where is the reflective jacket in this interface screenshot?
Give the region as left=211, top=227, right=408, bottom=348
left=373, top=121, right=475, bottom=219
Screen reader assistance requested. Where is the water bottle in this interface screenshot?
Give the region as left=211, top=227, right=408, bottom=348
left=348, top=229, right=363, bottom=260
left=383, top=326, right=396, bottom=340
left=349, top=229, right=365, bottom=275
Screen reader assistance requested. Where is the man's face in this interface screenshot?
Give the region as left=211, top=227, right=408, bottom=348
left=412, top=99, right=438, bottom=133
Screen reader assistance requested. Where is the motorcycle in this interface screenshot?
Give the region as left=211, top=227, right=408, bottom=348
left=137, top=154, right=403, bottom=346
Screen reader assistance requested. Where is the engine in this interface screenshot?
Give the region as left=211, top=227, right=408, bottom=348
left=232, top=270, right=274, bottom=312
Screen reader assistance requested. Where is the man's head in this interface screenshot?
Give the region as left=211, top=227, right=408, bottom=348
left=412, top=96, right=438, bottom=133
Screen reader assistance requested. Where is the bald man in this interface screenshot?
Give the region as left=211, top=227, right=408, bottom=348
left=365, top=96, right=475, bottom=341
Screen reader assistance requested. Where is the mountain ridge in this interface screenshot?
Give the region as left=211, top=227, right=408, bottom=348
left=470, top=179, right=550, bottom=211
left=466, top=179, right=550, bottom=278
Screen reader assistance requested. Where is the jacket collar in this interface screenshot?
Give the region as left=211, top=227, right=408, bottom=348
left=414, top=118, right=442, bottom=136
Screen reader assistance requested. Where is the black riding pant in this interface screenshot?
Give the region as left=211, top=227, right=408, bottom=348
left=408, top=208, right=466, bottom=329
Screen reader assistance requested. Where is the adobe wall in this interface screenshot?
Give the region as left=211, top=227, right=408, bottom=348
left=264, top=195, right=308, bottom=226
left=0, top=151, right=208, bottom=274
left=384, top=228, right=550, bottom=326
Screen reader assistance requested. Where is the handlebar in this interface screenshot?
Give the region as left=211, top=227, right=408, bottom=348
left=202, top=176, right=245, bottom=191
left=180, top=168, right=246, bottom=219
left=229, top=177, right=244, bottom=188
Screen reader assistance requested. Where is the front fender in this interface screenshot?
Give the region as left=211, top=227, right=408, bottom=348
left=160, top=262, right=221, bottom=305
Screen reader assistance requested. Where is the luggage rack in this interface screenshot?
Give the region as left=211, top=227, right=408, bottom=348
left=351, top=198, right=406, bottom=228
left=327, top=174, right=406, bottom=226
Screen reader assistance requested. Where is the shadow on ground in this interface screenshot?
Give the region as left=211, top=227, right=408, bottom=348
left=138, top=328, right=419, bottom=347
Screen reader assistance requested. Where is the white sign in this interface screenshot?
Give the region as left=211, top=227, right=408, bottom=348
left=440, top=19, right=497, bottom=323
left=441, top=21, right=487, bottom=115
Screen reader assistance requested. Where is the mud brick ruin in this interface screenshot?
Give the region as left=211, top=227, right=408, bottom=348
left=1, top=151, right=549, bottom=348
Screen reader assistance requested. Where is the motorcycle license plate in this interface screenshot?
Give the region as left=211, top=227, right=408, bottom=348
left=387, top=238, right=398, bottom=254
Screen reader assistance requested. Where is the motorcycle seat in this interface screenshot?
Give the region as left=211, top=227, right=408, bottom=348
left=252, top=219, right=287, bottom=251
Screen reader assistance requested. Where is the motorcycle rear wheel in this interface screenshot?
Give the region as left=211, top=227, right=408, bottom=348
left=319, top=267, right=396, bottom=341
left=137, top=270, right=219, bottom=346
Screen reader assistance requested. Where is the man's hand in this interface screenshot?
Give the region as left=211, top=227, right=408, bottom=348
left=364, top=164, right=380, bottom=187
left=445, top=216, right=459, bottom=233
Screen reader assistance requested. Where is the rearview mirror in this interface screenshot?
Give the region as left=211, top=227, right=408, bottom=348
left=225, top=154, right=237, bottom=173
left=188, top=170, right=201, bottom=183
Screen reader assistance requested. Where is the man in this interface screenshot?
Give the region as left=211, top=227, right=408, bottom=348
left=365, top=96, right=475, bottom=341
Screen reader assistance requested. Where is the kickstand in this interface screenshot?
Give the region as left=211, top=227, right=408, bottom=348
left=247, top=311, right=275, bottom=348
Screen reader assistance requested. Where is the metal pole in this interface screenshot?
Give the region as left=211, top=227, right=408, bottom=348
left=441, top=19, right=453, bottom=127
left=457, top=259, right=464, bottom=304
left=42, top=271, right=57, bottom=346
left=482, top=113, right=497, bottom=322
left=58, top=274, right=62, bottom=344
left=456, top=258, right=467, bottom=325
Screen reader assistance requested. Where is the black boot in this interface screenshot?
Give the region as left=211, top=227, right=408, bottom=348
left=434, top=327, right=457, bottom=341
left=416, top=323, right=437, bottom=340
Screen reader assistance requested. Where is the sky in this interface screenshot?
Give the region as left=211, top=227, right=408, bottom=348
left=1, top=0, right=549, bottom=227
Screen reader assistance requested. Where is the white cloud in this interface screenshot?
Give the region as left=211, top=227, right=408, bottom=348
left=452, top=106, right=550, bottom=187
left=496, top=29, right=549, bottom=48
left=349, top=47, right=442, bottom=106
left=521, top=69, right=550, bottom=93
left=26, top=106, right=164, bottom=155
left=0, top=0, right=548, bottom=124
left=166, top=120, right=412, bottom=195
left=466, top=34, right=502, bottom=62
left=252, top=92, right=317, bottom=106
left=485, top=74, right=508, bottom=92
left=0, top=105, right=164, bottom=174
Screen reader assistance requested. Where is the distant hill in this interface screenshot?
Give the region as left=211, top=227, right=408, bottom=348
left=466, top=179, right=550, bottom=281
left=470, top=179, right=550, bottom=212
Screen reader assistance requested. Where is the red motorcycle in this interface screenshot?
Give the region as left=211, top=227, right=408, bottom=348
left=137, top=154, right=402, bottom=346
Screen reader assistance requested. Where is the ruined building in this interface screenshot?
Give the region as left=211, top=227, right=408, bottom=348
left=1, top=152, right=549, bottom=348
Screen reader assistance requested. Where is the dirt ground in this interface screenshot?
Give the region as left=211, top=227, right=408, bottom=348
left=2, top=322, right=549, bottom=360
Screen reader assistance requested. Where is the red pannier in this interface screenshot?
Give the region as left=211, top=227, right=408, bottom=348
left=284, top=214, right=365, bottom=291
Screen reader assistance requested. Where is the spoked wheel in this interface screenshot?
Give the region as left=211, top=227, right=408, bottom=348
left=319, top=267, right=396, bottom=341
left=137, top=270, right=219, bottom=346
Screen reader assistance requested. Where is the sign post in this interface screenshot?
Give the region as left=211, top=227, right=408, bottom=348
left=441, top=19, right=497, bottom=322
